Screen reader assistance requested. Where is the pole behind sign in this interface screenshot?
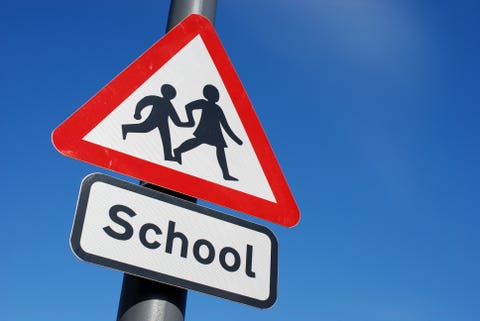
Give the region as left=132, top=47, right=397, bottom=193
left=116, top=1, right=218, bottom=321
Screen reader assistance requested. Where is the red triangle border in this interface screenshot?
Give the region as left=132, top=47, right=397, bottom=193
left=52, top=14, right=299, bottom=227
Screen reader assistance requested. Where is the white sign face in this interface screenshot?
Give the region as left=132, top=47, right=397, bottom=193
left=82, top=35, right=275, bottom=203
left=71, top=173, right=278, bottom=308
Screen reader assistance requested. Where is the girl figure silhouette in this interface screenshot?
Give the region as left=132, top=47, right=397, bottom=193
left=173, top=84, right=243, bottom=181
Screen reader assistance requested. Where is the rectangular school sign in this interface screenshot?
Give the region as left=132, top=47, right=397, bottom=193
left=71, top=174, right=278, bottom=308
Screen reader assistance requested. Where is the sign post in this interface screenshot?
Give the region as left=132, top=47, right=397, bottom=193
left=51, top=0, right=300, bottom=316
left=116, top=1, right=218, bottom=321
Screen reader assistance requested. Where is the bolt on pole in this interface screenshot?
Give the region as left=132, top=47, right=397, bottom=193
left=116, top=1, right=217, bottom=321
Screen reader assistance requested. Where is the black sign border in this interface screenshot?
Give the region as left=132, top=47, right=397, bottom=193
left=71, top=173, right=278, bottom=309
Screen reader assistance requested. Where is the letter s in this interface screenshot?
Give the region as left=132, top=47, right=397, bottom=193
left=103, top=204, right=135, bottom=240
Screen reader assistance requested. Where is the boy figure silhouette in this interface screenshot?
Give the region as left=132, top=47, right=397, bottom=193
left=173, top=84, right=243, bottom=181
left=122, top=84, right=190, bottom=161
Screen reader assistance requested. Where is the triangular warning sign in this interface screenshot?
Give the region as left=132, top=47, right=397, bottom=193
left=52, top=14, right=299, bottom=227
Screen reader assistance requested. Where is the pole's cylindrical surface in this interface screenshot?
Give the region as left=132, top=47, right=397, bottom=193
left=116, top=1, right=217, bottom=321
left=117, top=274, right=187, bottom=321
left=167, top=0, right=217, bottom=31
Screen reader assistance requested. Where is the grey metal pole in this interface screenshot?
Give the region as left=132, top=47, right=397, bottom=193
left=167, top=0, right=217, bottom=31
left=116, top=1, right=217, bottom=321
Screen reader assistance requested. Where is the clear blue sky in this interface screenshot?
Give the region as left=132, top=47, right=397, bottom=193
left=2, top=1, right=479, bottom=320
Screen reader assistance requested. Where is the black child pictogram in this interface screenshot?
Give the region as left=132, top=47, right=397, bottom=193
left=173, top=84, right=243, bottom=181
left=122, top=84, right=242, bottom=181
left=121, top=84, right=191, bottom=161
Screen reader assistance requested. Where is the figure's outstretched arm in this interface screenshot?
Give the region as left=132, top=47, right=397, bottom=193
left=133, top=96, right=156, bottom=120
left=168, top=103, right=191, bottom=127
left=184, top=99, right=204, bottom=127
left=220, top=111, right=243, bottom=145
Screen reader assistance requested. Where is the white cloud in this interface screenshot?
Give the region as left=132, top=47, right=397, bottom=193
left=264, top=0, right=429, bottom=71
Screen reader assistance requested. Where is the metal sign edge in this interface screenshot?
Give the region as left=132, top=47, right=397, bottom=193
left=70, top=173, right=278, bottom=309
